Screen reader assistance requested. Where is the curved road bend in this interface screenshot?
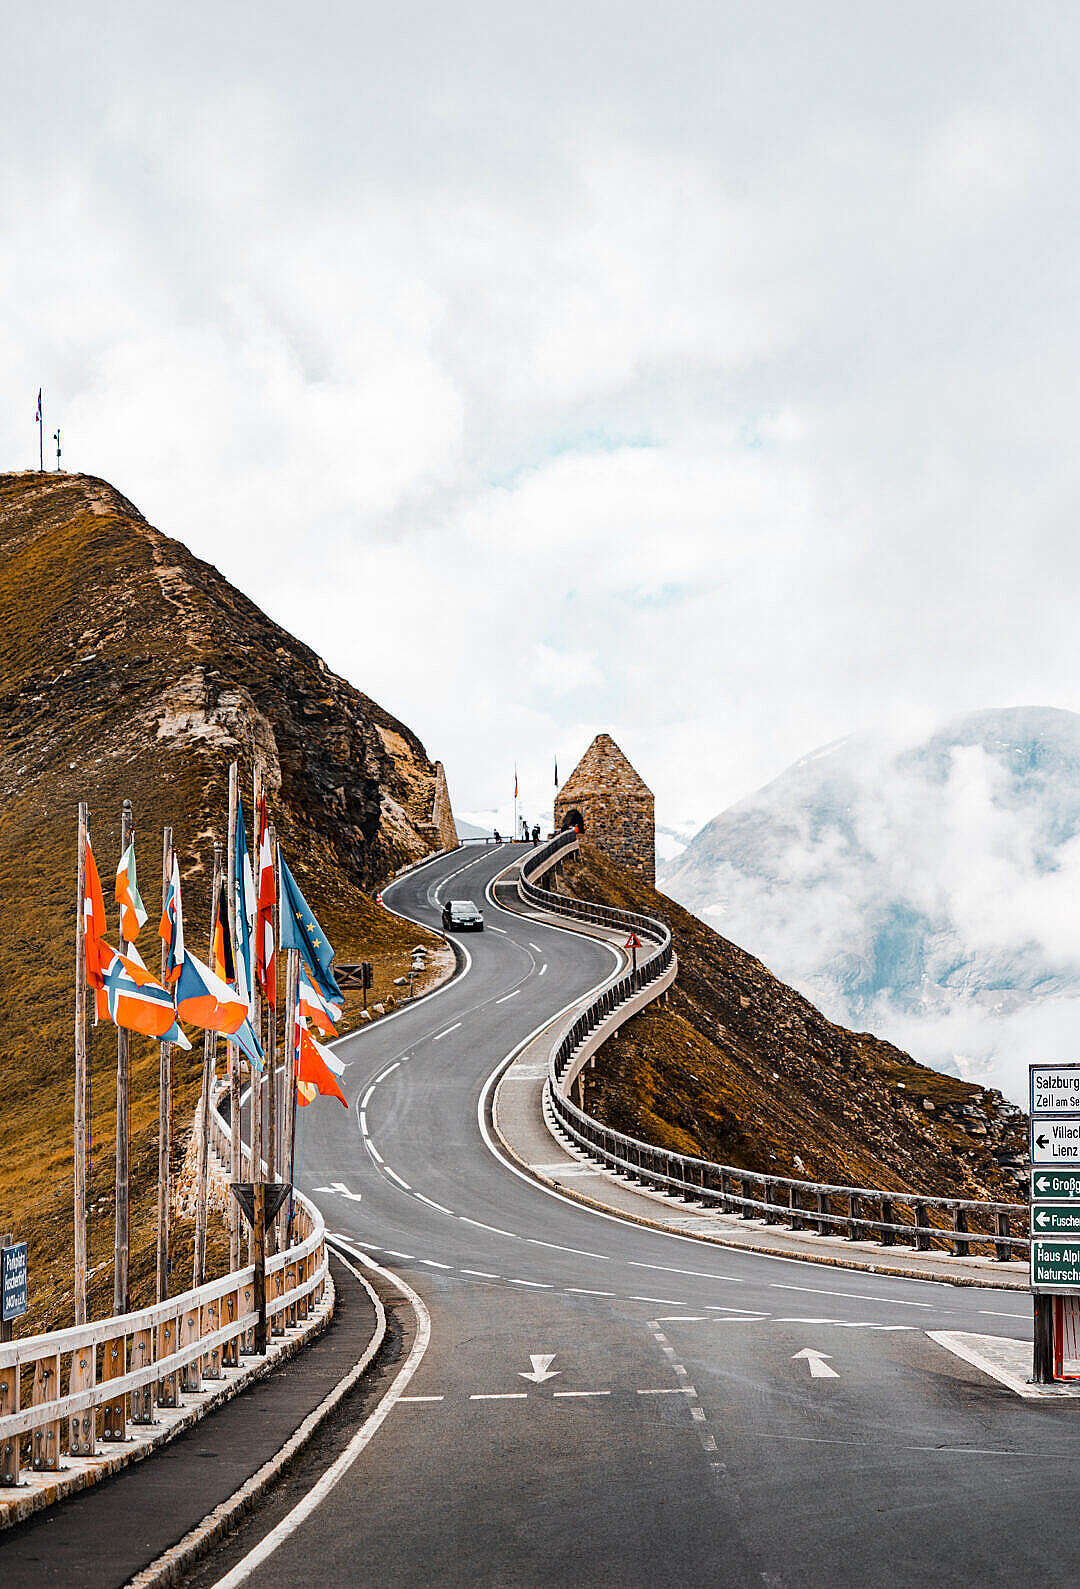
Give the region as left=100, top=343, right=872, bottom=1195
left=204, top=842, right=1075, bottom=1589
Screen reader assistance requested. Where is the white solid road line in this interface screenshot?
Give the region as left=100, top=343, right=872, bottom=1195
left=434, top=1022, right=462, bottom=1041
left=209, top=1246, right=431, bottom=1589
left=770, top=1282, right=935, bottom=1309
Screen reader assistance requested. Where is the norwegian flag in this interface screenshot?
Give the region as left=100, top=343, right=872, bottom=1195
left=255, top=793, right=276, bottom=1004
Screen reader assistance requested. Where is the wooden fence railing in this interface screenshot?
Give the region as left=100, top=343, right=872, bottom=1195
left=0, top=1085, right=327, bottom=1490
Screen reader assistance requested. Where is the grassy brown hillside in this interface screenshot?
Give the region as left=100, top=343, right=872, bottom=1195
left=559, top=846, right=1028, bottom=1202
left=0, top=471, right=452, bottom=1330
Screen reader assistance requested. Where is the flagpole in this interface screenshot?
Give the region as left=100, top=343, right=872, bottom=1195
left=226, top=762, right=241, bottom=1273
left=193, top=843, right=222, bottom=1287
left=74, top=802, right=88, bottom=1327
left=283, top=948, right=299, bottom=1245
left=155, top=826, right=173, bottom=1303
left=513, top=765, right=518, bottom=847
left=39, top=393, right=43, bottom=473
left=266, top=823, right=278, bottom=1199
left=251, top=761, right=263, bottom=1185
left=113, top=798, right=133, bottom=1315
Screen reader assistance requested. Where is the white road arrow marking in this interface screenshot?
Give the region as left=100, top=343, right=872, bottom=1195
left=792, top=1348, right=839, bottom=1379
left=519, top=1353, right=561, bottom=1384
left=312, top=1182, right=363, bottom=1202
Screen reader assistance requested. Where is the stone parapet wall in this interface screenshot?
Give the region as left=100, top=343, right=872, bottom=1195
left=430, top=760, right=459, bottom=851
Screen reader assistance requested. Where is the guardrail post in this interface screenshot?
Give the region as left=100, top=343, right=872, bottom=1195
left=788, top=1185, right=803, bottom=1230
left=764, top=1181, right=780, bottom=1224
left=816, top=1190, right=829, bottom=1234
left=130, top=1327, right=154, bottom=1424
left=158, top=1311, right=180, bottom=1406
left=739, top=1176, right=755, bottom=1220
left=994, top=1211, right=1013, bottom=1262
left=846, top=1193, right=863, bottom=1241
left=951, top=1205, right=969, bottom=1257
left=202, top=1298, right=222, bottom=1379
left=222, top=1288, right=240, bottom=1367
left=180, top=1303, right=202, bottom=1393
left=879, top=1197, right=895, bottom=1245
left=271, top=1268, right=285, bottom=1336
left=68, top=1342, right=96, bottom=1453
left=0, top=1359, right=19, bottom=1484
left=720, top=1169, right=733, bottom=1213
left=32, top=1352, right=60, bottom=1470
left=297, top=1255, right=310, bottom=1321
left=914, top=1203, right=932, bottom=1252
left=101, top=1333, right=127, bottom=1441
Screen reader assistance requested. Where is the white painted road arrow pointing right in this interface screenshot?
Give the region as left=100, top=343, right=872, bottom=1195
left=791, top=1348, right=839, bottom=1380
left=519, top=1354, right=561, bottom=1384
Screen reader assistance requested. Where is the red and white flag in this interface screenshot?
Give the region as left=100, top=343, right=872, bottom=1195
left=255, top=794, right=276, bottom=1004
left=298, top=963, right=340, bottom=1035
left=35, top=389, right=41, bottom=422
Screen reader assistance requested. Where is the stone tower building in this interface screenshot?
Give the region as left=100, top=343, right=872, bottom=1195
left=554, top=733, right=655, bottom=883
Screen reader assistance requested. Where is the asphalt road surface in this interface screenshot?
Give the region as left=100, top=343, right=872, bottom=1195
left=197, top=842, right=1079, bottom=1589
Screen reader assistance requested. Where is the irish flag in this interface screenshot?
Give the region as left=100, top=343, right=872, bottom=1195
left=115, top=838, right=148, bottom=944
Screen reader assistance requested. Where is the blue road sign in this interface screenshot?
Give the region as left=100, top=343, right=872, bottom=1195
left=1, top=1242, right=27, bottom=1323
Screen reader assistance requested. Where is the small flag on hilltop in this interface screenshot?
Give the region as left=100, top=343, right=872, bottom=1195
left=115, top=838, right=148, bottom=944
left=35, top=389, right=41, bottom=422
left=298, top=963, right=340, bottom=1036
left=159, top=856, right=185, bottom=984
left=255, top=794, right=276, bottom=1004
left=554, top=756, right=558, bottom=788
left=233, top=793, right=257, bottom=1013
left=83, top=834, right=108, bottom=993
left=98, top=942, right=191, bottom=1046
left=278, top=849, right=343, bottom=1002
left=295, top=1021, right=347, bottom=1108
left=514, top=766, right=518, bottom=799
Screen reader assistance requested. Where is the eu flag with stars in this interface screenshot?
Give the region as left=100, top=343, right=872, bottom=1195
left=278, top=848, right=344, bottom=1003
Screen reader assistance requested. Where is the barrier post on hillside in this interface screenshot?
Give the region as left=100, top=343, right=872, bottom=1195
left=74, top=802, right=89, bottom=1327
left=113, top=799, right=133, bottom=1314
left=194, top=843, right=223, bottom=1286
left=156, top=825, right=174, bottom=1304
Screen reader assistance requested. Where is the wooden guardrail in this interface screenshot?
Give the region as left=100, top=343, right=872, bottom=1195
left=518, top=831, right=1027, bottom=1263
left=0, top=1085, right=327, bottom=1490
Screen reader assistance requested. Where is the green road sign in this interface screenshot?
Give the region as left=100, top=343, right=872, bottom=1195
left=1031, top=1238, right=1080, bottom=1290
left=1031, top=1204, right=1080, bottom=1235
left=1031, top=1170, right=1080, bottom=1201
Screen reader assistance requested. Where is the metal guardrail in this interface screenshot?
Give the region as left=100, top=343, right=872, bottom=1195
left=0, top=1086, right=327, bottom=1488
left=520, top=832, right=1027, bottom=1263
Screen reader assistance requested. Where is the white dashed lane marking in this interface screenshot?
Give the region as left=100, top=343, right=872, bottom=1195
left=496, top=990, right=521, bottom=1003
left=433, top=1023, right=462, bottom=1041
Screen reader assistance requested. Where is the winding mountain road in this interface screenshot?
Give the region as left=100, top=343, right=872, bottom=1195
left=199, top=842, right=1079, bottom=1589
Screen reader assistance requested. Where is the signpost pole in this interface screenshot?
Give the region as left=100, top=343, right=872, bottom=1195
left=1029, top=1063, right=1080, bottom=1382
left=1034, top=1295, right=1056, bottom=1383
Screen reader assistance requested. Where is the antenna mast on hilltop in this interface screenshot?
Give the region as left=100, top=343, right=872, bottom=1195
left=54, top=429, right=62, bottom=471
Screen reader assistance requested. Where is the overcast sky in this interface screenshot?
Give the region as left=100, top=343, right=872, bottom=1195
left=4, top=3, right=1079, bottom=833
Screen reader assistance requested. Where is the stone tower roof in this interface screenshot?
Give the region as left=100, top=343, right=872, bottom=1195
left=559, top=734, right=653, bottom=802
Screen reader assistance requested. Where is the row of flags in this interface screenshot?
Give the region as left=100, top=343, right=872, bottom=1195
left=82, top=789, right=349, bottom=1112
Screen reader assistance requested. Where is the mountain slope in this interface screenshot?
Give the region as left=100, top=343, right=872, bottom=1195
left=559, top=846, right=1027, bottom=1202
left=0, top=470, right=453, bottom=1328
left=661, top=707, right=1080, bottom=1103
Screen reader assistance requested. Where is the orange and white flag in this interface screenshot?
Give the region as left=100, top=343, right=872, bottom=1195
left=115, top=838, right=148, bottom=944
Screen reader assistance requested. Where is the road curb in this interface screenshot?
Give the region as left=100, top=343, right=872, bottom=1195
left=122, top=1252, right=387, bottom=1589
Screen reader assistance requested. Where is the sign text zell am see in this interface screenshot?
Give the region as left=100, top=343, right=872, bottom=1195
left=1030, top=1064, right=1080, bottom=1291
